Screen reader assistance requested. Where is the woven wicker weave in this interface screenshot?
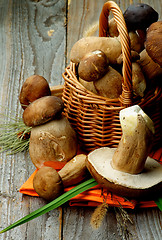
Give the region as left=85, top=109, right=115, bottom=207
left=62, top=1, right=162, bottom=152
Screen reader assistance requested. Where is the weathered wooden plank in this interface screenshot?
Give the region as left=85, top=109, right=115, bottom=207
left=62, top=206, right=162, bottom=240
left=0, top=0, right=66, bottom=239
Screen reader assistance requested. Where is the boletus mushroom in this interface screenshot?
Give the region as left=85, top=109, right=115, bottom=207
left=23, top=95, right=64, bottom=127
left=33, top=166, right=64, bottom=202
left=123, top=3, right=158, bottom=45
left=59, top=154, right=88, bottom=187
left=129, top=62, right=146, bottom=97
left=94, top=66, right=122, bottom=99
left=145, top=21, right=162, bottom=67
left=78, top=50, right=109, bottom=82
left=117, top=54, right=146, bottom=97
left=79, top=78, right=98, bottom=94
left=138, top=49, right=162, bottom=81
left=29, top=115, right=78, bottom=168
left=86, top=105, right=162, bottom=199
left=33, top=154, right=88, bottom=201
left=124, top=3, right=158, bottom=31
left=19, top=75, right=51, bottom=109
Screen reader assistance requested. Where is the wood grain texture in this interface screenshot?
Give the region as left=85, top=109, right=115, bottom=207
left=0, top=0, right=66, bottom=239
left=0, top=0, right=162, bottom=240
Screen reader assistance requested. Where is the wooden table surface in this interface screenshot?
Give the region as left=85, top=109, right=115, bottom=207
left=0, top=0, right=161, bottom=239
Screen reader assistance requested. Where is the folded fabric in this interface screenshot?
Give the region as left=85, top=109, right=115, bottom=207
left=19, top=148, right=162, bottom=209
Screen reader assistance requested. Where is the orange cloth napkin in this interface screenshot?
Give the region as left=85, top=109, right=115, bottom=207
left=19, top=148, right=162, bottom=209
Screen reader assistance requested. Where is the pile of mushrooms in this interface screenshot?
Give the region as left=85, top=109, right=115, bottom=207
left=18, top=3, right=162, bottom=202
left=19, top=75, right=78, bottom=169
left=70, top=3, right=162, bottom=98
left=19, top=75, right=162, bottom=201
left=86, top=105, right=162, bottom=199
left=19, top=75, right=92, bottom=201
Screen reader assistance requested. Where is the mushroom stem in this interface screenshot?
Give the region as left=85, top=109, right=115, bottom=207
left=111, top=105, right=154, bottom=174
left=138, top=49, right=162, bottom=81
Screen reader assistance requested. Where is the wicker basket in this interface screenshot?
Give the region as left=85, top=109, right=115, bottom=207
left=62, top=1, right=162, bottom=152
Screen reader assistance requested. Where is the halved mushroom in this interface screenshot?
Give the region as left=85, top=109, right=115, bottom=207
left=86, top=105, right=162, bottom=199
left=86, top=147, right=162, bottom=199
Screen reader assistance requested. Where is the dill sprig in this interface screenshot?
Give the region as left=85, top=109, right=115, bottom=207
left=0, top=116, right=31, bottom=154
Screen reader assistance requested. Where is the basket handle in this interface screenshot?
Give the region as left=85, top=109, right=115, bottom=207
left=99, top=1, right=132, bottom=106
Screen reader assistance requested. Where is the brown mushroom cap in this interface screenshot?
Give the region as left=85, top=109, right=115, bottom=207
left=33, top=166, right=64, bottom=201
left=23, top=96, right=64, bottom=127
left=86, top=147, right=162, bottom=199
left=145, top=21, right=162, bottom=67
left=19, top=75, right=51, bottom=109
left=78, top=50, right=109, bottom=82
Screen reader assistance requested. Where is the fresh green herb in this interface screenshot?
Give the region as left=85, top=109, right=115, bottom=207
left=0, top=178, right=98, bottom=233
left=0, top=117, right=31, bottom=154
left=155, top=197, right=162, bottom=211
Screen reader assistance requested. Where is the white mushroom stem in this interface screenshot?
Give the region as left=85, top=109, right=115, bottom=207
left=111, top=105, right=155, bottom=174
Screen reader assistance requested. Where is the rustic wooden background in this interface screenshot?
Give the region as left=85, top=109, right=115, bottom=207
left=0, top=0, right=161, bottom=239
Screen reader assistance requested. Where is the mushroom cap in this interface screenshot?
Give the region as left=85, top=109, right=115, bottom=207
left=33, top=166, right=64, bottom=201
left=78, top=50, right=109, bottom=82
left=19, top=75, right=51, bottom=109
left=123, top=3, right=158, bottom=31
left=23, top=95, right=64, bottom=127
left=145, top=21, right=162, bottom=67
left=86, top=147, right=162, bottom=199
